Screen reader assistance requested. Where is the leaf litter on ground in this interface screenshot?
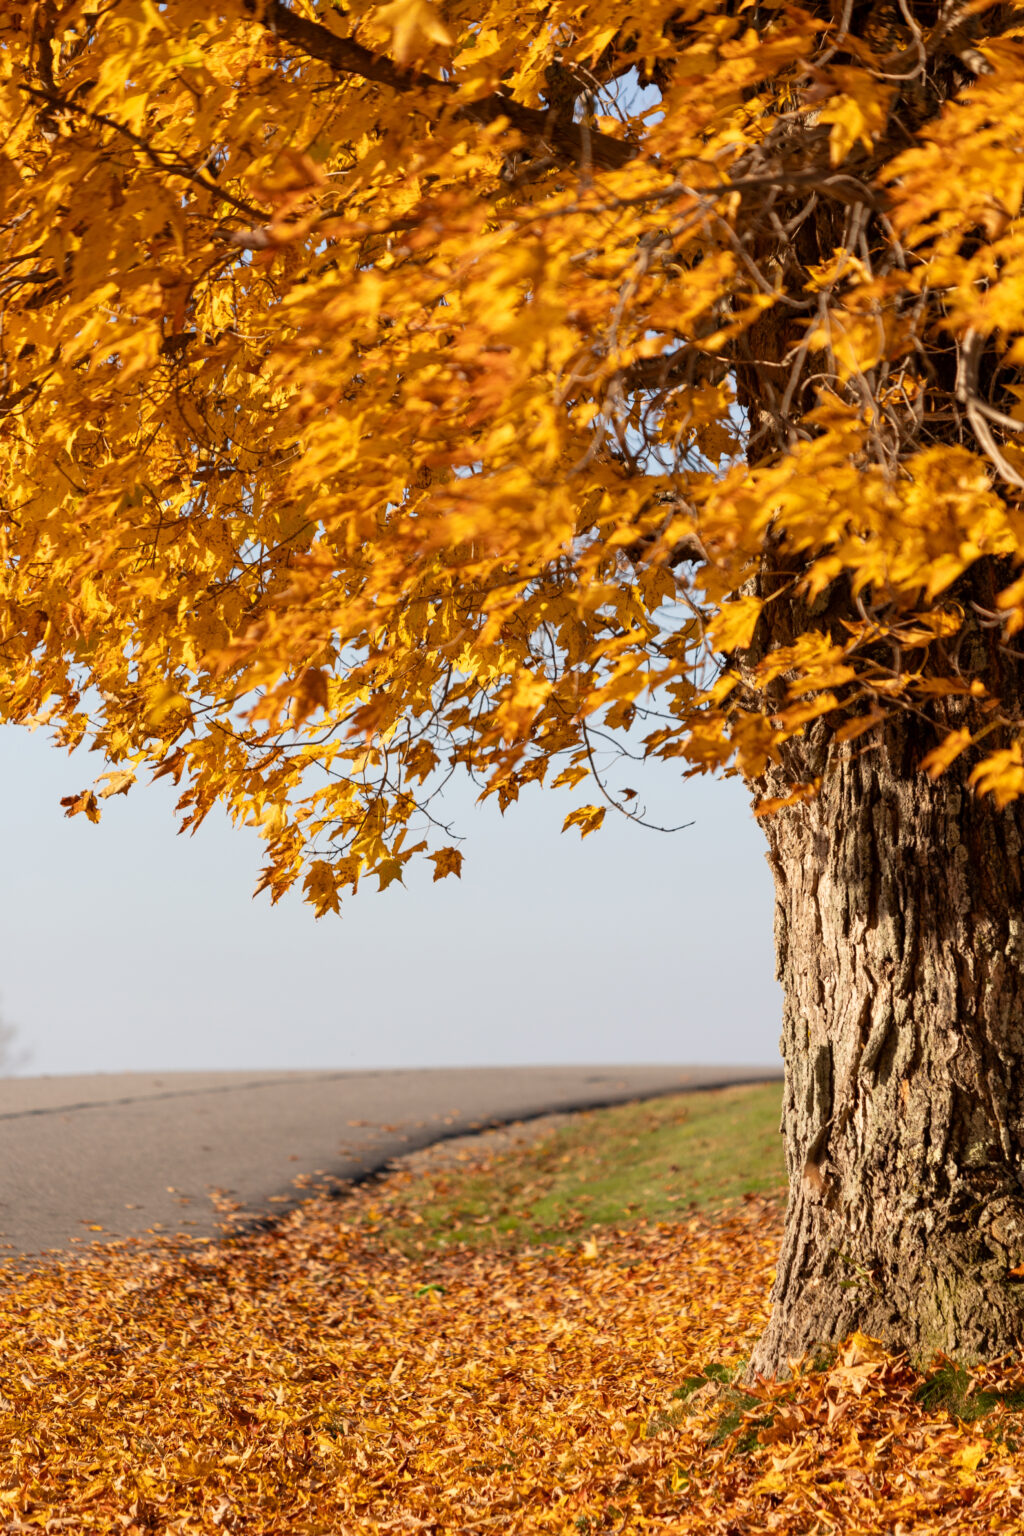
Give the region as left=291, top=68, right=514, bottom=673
left=2, top=1086, right=1024, bottom=1533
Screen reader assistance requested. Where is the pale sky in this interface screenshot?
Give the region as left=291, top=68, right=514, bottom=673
left=0, top=722, right=781, bottom=1076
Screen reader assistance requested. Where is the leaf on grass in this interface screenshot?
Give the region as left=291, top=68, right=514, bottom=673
left=1, top=1121, right=1024, bottom=1534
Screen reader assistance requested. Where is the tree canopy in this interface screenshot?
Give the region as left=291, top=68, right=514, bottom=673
left=3, top=0, right=1024, bottom=913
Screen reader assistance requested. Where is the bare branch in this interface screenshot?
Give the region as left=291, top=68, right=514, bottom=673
left=957, top=328, right=1024, bottom=489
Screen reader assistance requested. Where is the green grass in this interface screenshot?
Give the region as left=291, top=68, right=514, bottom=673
left=914, top=1362, right=1024, bottom=1425
left=644, top=1359, right=784, bottom=1455
left=359, top=1081, right=786, bottom=1252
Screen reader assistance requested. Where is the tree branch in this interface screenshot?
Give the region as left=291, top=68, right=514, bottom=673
left=18, top=85, right=269, bottom=221
left=249, top=0, right=636, bottom=170
left=613, top=349, right=731, bottom=394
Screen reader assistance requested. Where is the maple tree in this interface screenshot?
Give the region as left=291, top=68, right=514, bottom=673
left=4, top=0, right=1024, bottom=1373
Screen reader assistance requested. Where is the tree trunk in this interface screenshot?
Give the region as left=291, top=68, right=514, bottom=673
left=748, top=725, right=1024, bottom=1378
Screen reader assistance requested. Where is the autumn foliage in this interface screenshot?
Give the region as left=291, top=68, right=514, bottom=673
left=3, top=0, right=1024, bottom=909
left=3, top=1133, right=1024, bottom=1532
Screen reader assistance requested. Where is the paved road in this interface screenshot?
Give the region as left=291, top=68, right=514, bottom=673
left=0, top=1064, right=781, bottom=1265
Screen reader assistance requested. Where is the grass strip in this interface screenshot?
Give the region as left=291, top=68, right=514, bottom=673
left=357, top=1082, right=787, bottom=1252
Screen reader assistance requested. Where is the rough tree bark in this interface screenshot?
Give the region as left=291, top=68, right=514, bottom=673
left=748, top=714, right=1024, bottom=1378
left=717, top=0, right=1024, bottom=1377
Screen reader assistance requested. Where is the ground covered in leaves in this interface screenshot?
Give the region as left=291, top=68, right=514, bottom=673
left=3, top=1091, right=1024, bottom=1533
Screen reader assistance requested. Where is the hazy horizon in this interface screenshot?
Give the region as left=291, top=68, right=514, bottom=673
left=2, top=723, right=781, bottom=1077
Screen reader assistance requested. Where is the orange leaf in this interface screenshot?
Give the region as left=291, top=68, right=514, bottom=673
left=920, top=728, right=972, bottom=780
left=290, top=668, right=330, bottom=728
left=59, top=791, right=101, bottom=824
left=752, top=779, right=821, bottom=817
left=428, top=846, right=463, bottom=881
left=561, top=804, right=606, bottom=838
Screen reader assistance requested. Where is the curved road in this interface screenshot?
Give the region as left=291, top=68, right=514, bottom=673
left=0, top=1064, right=781, bottom=1266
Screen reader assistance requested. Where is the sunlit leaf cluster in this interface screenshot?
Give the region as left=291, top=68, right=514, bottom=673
left=3, top=0, right=1024, bottom=905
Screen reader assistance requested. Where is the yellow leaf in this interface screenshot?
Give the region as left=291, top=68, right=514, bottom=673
left=703, top=671, right=741, bottom=707
left=376, top=857, right=405, bottom=891
left=818, top=71, right=893, bottom=166
left=251, top=149, right=327, bottom=198
left=96, top=769, right=136, bottom=799
left=833, top=710, right=884, bottom=744
left=145, top=685, right=188, bottom=727
left=552, top=765, right=589, bottom=791
left=750, top=1469, right=790, bottom=1495
left=752, top=779, right=821, bottom=817
left=954, top=1441, right=987, bottom=1474
left=372, top=0, right=453, bottom=65
left=561, top=804, right=606, bottom=839
left=920, top=728, right=972, bottom=779
left=708, top=596, right=764, bottom=653
left=970, top=746, right=1024, bottom=809
left=302, top=859, right=341, bottom=918
left=840, top=1332, right=887, bottom=1366
left=777, top=692, right=839, bottom=730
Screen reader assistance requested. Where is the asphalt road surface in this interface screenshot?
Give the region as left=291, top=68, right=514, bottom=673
left=0, top=1064, right=781, bottom=1266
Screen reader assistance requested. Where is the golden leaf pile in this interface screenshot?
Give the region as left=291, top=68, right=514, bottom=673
left=3, top=1168, right=1024, bottom=1532
left=3, top=0, right=1024, bottom=907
